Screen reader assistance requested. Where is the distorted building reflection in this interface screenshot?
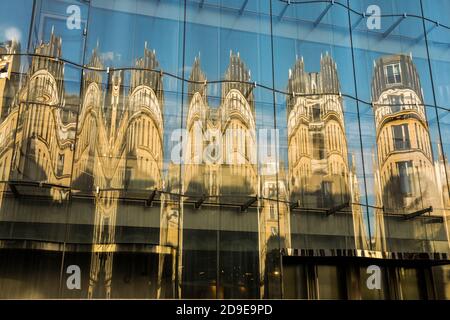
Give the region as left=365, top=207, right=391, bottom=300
left=372, top=54, right=449, bottom=253
left=76, top=43, right=165, bottom=298
left=11, top=30, right=75, bottom=200
left=0, top=39, right=20, bottom=205
left=286, top=53, right=367, bottom=250
left=0, top=33, right=171, bottom=297
left=0, top=35, right=448, bottom=299
left=259, top=165, right=291, bottom=298
left=182, top=52, right=260, bottom=298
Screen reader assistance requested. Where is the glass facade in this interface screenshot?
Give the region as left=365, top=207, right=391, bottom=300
left=0, top=0, right=448, bottom=299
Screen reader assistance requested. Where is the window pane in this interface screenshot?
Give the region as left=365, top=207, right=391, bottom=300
left=399, top=267, right=425, bottom=300
left=317, top=265, right=346, bottom=300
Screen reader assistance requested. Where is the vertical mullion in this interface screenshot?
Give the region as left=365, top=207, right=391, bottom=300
left=176, top=0, right=188, bottom=300
left=26, top=0, right=38, bottom=54
left=59, top=0, right=94, bottom=299
left=269, top=0, right=283, bottom=300
left=419, top=0, right=450, bottom=217
left=346, top=0, right=373, bottom=249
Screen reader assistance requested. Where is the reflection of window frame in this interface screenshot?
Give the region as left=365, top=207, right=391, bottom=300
left=270, top=226, right=278, bottom=236
left=211, top=171, right=217, bottom=195
left=312, top=104, right=321, bottom=122
left=385, top=63, right=402, bottom=85
left=388, top=95, right=404, bottom=113
left=392, top=124, right=411, bottom=151
left=0, top=61, right=9, bottom=78
left=268, top=183, right=276, bottom=197
left=101, top=217, right=110, bottom=244
left=322, top=181, right=332, bottom=205
left=57, top=153, right=64, bottom=176
left=269, top=204, right=277, bottom=220
left=397, top=161, right=414, bottom=196
left=312, top=133, right=325, bottom=160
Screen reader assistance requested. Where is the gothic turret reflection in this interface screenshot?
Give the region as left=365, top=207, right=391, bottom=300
left=76, top=44, right=166, bottom=298
left=0, top=39, right=20, bottom=205
left=11, top=30, right=75, bottom=200
left=182, top=52, right=260, bottom=298
left=286, top=53, right=367, bottom=250
left=184, top=52, right=257, bottom=200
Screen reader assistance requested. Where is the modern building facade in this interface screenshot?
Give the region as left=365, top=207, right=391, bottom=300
left=0, top=0, right=449, bottom=300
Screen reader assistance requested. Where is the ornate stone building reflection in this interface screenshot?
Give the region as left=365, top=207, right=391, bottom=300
left=11, top=31, right=75, bottom=199
left=0, top=33, right=78, bottom=298
left=182, top=52, right=261, bottom=298
left=286, top=53, right=367, bottom=250
left=372, top=54, right=449, bottom=252
left=0, top=31, right=76, bottom=220
left=74, top=43, right=165, bottom=297
left=0, top=33, right=448, bottom=299
left=259, top=165, right=291, bottom=298
left=0, top=32, right=167, bottom=297
left=184, top=52, right=258, bottom=198
left=0, top=39, right=20, bottom=205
